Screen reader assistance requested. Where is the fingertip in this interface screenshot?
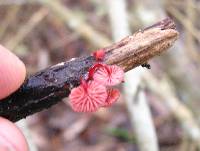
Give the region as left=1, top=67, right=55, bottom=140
left=0, top=45, right=26, bottom=99
left=0, top=117, right=28, bottom=151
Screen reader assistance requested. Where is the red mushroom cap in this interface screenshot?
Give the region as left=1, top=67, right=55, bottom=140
left=102, top=89, right=120, bottom=107
left=93, top=64, right=124, bottom=86
left=69, top=80, right=108, bottom=112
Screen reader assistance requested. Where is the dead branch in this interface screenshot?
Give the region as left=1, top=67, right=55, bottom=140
left=0, top=18, right=178, bottom=122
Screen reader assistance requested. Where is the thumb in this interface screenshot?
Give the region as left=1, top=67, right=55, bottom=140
left=0, top=45, right=26, bottom=99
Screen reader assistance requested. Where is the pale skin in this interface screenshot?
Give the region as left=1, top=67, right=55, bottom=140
left=0, top=45, right=28, bottom=151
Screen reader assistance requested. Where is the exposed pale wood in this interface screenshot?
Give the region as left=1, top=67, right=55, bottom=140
left=104, top=18, right=178, bottom=71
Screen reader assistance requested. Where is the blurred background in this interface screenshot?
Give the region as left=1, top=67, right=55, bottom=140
left=0, top=0, right=200, bottom=151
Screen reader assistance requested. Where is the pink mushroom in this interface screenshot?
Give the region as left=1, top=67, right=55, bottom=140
left=69, top=60, right=124, bottom=112
left=93, top=64, right=124, bottom=86
left=69, top=79, right=108, bottom=112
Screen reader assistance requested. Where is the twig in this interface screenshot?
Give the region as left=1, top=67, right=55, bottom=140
left=107, top=0, right=159, bottom=151
left=5, top=8, right=48, bottom=51
left=160, top=4, right=200, bottom=115
left=130, top=87, right=158, bottom=151
left=39, top=0, right=111, bottom=47
left=144, top=72, right=200, bottom=149
left=106, top=0, right=130, bottom=41
left=134, top=0, right=200, bottom=149
left=166, top=6, right=200, bottom=43
left=0, top=0, right=36, bottom=5
left=0, top=18, right=178, bottom=122
left=185, top=0, right=200, bottom=63
left=0, top=6, right=20, bottom=39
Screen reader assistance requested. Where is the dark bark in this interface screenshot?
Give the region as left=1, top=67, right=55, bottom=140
left=0, top=18, right=179, bottom=122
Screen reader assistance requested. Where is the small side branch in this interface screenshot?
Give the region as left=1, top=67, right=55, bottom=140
left=0, top=18, right=178, bottom=122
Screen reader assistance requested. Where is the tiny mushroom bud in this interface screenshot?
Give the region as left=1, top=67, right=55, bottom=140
left=103, top=89, right=120, bottom=107
left=69, top=80, right=108, bottom=112
left=92, top=49, right=105, bottom=61
left=93, top=64, right=124, bottom=86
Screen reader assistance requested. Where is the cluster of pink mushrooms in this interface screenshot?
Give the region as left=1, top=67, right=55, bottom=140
left=69, top=50, right=125, bottom=112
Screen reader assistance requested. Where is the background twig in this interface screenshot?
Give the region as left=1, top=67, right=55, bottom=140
left=39, top=0, right=111, bottom=47
left=106, top=0, right=159, bottom=151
